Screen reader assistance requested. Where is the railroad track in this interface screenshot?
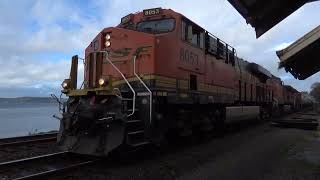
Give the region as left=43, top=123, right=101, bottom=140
left=0, top=132, right=57, bottom=148
left=0, top=151, right=99, bottom=180
left=271, top=111, right=319, bottom=130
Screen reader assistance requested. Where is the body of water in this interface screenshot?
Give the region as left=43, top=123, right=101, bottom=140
left=0, top=104, right=60, bottom=138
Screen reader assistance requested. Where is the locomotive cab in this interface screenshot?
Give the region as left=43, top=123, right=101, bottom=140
left=57, top=8, right=301, bottom=157
left=58, top=8, right=181, bottom=156
left=58, top=8, right=252, bottom=156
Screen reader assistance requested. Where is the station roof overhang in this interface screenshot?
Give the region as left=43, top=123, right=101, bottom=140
left=276, top=25, right=320, bottom=80
left=227, top=0, right=317, bottom=38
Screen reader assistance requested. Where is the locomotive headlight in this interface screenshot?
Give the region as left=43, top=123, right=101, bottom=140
left=61, top=79, right=71, bottom=89
left=98, top=78, right=105, bottom=86
left=105, top=40, right=111, bottom=47
left=62, top=82, right=68, bottom=88
left=98, top=78, right=108, bottom=87
left=105, top=34, right=111, bottom=40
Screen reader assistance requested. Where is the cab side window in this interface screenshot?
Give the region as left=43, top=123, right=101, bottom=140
left=181, top=19, right=204, bottom=49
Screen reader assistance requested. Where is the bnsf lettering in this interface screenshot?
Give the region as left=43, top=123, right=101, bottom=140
left=180, top=48, right=199, bottom=65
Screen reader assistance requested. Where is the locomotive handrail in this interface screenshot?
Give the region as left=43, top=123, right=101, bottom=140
left=133, top=55, right=153, bottom=124
left=78, top=57, right=86, bottom=89
left=98, top=51, right=136, bottom=117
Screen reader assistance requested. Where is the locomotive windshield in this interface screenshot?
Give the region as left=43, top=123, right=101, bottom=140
left=136, top=19, right=175, bottom=34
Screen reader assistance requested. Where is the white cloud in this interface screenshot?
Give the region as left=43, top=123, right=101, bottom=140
left=0, top=57, right=69, bottom=87
left=0, top=0, right=319, bottom=97
left=0, top=55, right=85, bottom=97
left=266, top=41, right=294, bottom=52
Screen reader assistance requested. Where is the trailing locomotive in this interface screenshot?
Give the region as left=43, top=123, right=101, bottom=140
left=57, top=8, right=301, bottom=156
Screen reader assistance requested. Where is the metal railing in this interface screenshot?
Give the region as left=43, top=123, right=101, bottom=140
left=98, top=51, right=136, bottom=117
left=78, top=56, right=86, bottom=89
left=133, top=55, right=152, bottom=124
left=93, top=50, right=152, bottom=124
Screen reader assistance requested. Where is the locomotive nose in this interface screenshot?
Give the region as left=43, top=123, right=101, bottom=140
left=58, top=96, right=126, bottom=155
left=83, top=28, right=155, bottom=89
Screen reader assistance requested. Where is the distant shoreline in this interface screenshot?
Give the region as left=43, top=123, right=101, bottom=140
left=0, top=97, right=64, bottom=104
left=0, top=97, right=62, bottom=109
left=0, top=103, right=58, bottom=109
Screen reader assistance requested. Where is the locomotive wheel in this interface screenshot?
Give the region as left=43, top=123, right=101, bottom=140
left=178, top=111, right=193, bottom=137
left=260, top=109, right=271, bottom=121
left=152, top=112, right=169, bottom=148
left=211, top=109, right=225, bottom=134
left=200, top=116, right=213, bottom=132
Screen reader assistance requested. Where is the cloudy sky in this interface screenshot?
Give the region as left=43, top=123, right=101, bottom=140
left=0, top=0, right=319, bottom=97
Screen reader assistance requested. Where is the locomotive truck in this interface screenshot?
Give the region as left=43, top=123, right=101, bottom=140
left=57, top=8, right=301, bottom=156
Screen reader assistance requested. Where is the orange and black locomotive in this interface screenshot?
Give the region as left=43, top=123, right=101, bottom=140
left=58, top=8, right=301, bottom=156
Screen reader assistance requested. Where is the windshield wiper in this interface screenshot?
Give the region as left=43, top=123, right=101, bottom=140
left=141, top=27, right=153, bottom=33
left=138, top=27, right=170, bottom=34
left=155, top=29, right=170, bottom=33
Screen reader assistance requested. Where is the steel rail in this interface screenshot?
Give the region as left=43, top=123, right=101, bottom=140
left=0, top=151, right=99, bottom=180
left=14, top=160, right=97, bottom=180
left=0, top=132, right=57, bottom=148
left=0, top=151, right=69, bottom=167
